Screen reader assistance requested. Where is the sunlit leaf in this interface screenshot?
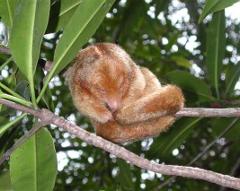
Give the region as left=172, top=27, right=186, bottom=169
left=10, top=128, right=57, bottom=191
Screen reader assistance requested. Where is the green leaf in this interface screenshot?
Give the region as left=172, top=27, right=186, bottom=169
left=0, top=56, right=12, bottom=71
left=199, top=0, right=240, bottom=22
left=205, top=11, right=225, bottom=98
left=211, top=118, right=240, bottom=141
left=148, top=118, right=201, bottom=158
left=0, top=93, right=32, bottom=107
left=117, top=159, right=134, bottom=191
left=10, top=128, right=57, bottom=191
left=9, top=0, right=50, bottom=104
left=0, top=81, right=23, bottom=99
left=225, top=63, right=240, bottom=96
left=54, top=0, right=115, bottom=74
left=37, top=0, right=115, bottom=102
left=171, top=55, right=192, bottom=68
left=0, top=114, right=25, bottom=135
left=155, top=0, right=170, bottom=14
left=0, top=0, right=18, bottom=27
left=166, top=71, right=214, bottom=102
left=0, top=172, right=12, bottom=191
left=10, top=0, right=50, bottom=76
left=161, top=118, right=201, bottom=156
left=56, top=0, right=82, bottom=31
left=0, top=89, right=2, bottom=111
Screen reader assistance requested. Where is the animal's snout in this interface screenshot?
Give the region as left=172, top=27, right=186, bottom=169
left=106, top=100, right=119, bottom=112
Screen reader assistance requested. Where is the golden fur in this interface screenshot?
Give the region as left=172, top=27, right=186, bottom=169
left=67, top=43, right=184, bottom=144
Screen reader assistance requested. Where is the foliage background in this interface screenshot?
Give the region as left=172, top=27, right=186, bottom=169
left=0, top=0, right=240, bottom=190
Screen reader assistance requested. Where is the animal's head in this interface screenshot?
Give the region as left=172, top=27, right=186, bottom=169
left=71, top=43, right=134, bottom=112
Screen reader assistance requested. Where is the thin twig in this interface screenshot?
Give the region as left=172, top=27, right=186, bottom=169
left=177, top=108, right=240, bottom=118
left=0, top=99, right=240, bottom=190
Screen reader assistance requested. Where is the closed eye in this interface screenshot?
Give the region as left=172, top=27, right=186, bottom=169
left=104, top=102, right=111, bottom=111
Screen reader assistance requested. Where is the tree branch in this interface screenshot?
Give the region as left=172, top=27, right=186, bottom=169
left=177, top=108, right=240, bottom=117
left=0, top=98, right=240, bottom=190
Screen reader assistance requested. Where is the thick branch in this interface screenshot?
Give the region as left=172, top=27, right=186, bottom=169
left=0, top=99, right=240, bottom=190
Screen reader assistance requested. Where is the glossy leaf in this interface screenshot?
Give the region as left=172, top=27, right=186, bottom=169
left=0, top=0, right=18, bottom=27
left=37, top=0, right=115, bottom=102
left=199, top=0, right=240, bottom=22
left=9, top=0, right=50, bottom=103
left=205, top=11, right=225, bottom=98
left=53, top=0, right=115, bottom=74
left=56, top=0, right=82, bottom=31
left=0, top=172, right=12, bottom=191
left=166, top=71, right=214, bottom=101
left=10, top=128, right=57, bottom=191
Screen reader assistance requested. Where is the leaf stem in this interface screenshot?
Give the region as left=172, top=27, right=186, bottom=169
left=29, top=80, right=37, bottom=108
left=0, top=93, right=32, bottom=107
left=0, top=56, right=12, bottom=71
left=0, top=82, right=23, bottom=99
left=0, top=114, right=27, bottom=135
